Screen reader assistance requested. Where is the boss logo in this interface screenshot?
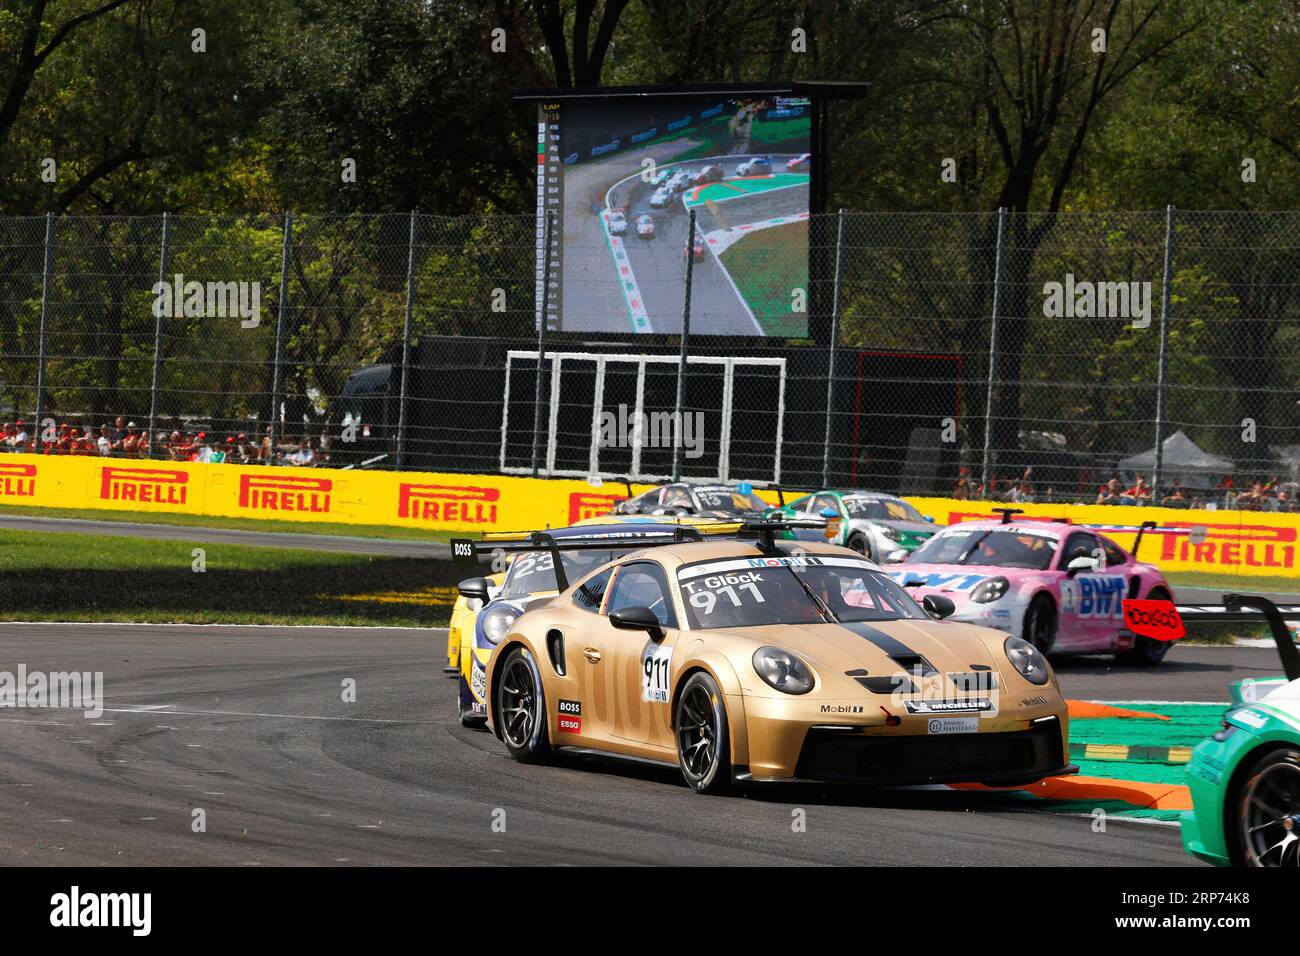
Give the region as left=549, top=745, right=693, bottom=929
left=452, top=540, right=475, bottom=559
left=558, top=699, right=582, bottom=715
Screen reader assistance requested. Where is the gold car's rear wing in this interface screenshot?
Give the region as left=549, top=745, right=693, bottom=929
left=734, top=517, right=829, bottom=553
left=450, top=527, right=708, bottom=591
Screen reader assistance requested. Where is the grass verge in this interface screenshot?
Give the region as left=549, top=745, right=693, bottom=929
left=0, top=528, right=458, bottom=627
left=1165, top=570, right=1300, bottom=596
left=0, top=503, right=460, bottom=543
left=718, top=220, right=808, bottom=337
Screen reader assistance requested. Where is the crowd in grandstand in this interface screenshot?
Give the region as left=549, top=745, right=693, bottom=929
left=0, top=418, right=326, bottom=467
left=952, top=466, right=1298, bottom=512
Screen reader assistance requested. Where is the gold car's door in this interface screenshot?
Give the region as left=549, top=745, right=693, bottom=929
left=599, top=561, right=682, bottom=751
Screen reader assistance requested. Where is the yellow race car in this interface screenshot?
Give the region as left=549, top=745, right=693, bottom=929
left=481, top=524, right=1075, bottom=793
left=446, top=571, right=504, bottom=674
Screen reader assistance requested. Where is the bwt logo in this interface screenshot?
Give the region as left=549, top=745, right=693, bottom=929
left=1042, top=273, right=1152, bottom=326
left=152, top=272, right=261, bottom=328
left=0, top=462, right=36, bottom=497
left=398, top=484, right=499, bottom=524
left=568, top=492, right=627, bottom=524
left=99, top=467, right=187, bottom=505
left=239, top=474, right=332, bottom=513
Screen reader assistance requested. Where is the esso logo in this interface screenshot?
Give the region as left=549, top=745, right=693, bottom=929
left=1123, top=599, right=1186, bottom=641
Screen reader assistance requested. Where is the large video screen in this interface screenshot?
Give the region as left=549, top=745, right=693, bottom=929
left=536, top=92, right=811, bottom=337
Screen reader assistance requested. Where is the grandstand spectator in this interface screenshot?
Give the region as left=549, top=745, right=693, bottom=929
left=8, top=421, right=28, bottom=451
left=1238, top=481, right=1268, bottom=510
left=1008, top=477, right=1034, bottom=503
left=1275, top=488, right=1297, bottom=513
left=0, top=423, right=13, bottom=450
left=1160, top=479, right=1188, bottom=507
left=96, top=425, right=112, bottom=455
left=952, top=467, right=976, bottom=500
left=235, top=432, right=256, bottom=463
left=137, top=430, right=151, bottom=458
left=122, top=424, right=141, bottom=457
left=288, top=438, right=315, bottom=467
left=108, top=416, right=126, bottom=453
left=165, top=430, right=183, bottom=460
left=1096, top=478, right=1124, bottom=505
left=1122, top=475, right=1152, bottom=501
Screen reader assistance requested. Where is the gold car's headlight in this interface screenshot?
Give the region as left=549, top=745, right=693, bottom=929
left=752, top=646, right=815, bottom=695
left=1004, top=636, right=1050, bottom=686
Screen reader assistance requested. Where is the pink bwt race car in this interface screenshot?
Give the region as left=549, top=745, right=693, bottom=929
left=885, top=515, right=1175, bottom=665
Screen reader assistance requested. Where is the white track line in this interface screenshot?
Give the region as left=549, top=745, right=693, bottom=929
left=101, top=706, right=440, bottom=724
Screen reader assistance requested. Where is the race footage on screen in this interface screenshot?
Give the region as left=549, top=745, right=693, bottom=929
left=538, top=93, right=811, bottom=337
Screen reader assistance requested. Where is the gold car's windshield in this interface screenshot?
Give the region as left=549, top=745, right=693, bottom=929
left=677, top=555, right=925, bottom=629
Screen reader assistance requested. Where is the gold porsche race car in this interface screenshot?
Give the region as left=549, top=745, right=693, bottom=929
left=476, top=523, right=1076, bottom=793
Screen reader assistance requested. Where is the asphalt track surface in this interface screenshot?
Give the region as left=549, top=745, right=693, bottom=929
left=2, top=618, right=1283, bottom=866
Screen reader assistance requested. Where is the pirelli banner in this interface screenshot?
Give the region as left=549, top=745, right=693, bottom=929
left=0, top=454, right=659, bottom=532
left=906, top=497, right=1300, bottom=580
left=3, top=453, right=1297, bottom=580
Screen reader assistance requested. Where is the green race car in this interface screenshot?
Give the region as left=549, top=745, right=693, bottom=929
left=1181, top=595, right=1300, bottom=866
left=766, top=489, right=936, bottom=561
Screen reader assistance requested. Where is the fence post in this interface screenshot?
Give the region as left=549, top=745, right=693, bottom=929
left=1151, top=205, right=1176, bottom=500
left=530, top=211, right=555, bottom=477
left=146, top=212, right=171, bottom=457
left=32, top=212, right=55, bottom=447
left=821, top=209, right=846, bottom=487
left=269, top=211, right=292, bottom=462
left=980, top=207, right=1008, bottom=496
left=396, top=210, right=418, bottom=470
left=672, top=208, right=697, bottom=482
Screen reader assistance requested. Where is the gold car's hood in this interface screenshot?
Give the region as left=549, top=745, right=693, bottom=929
left=716, top=618, right=1005, bottom=688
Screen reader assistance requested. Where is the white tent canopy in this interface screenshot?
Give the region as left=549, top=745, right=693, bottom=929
left=1117, top=430, right=1234, bottom=485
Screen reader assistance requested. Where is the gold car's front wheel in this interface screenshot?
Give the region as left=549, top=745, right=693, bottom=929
left=497, top=647, right=552, bottom=764
left=675, top=672, right=732, bottom=794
